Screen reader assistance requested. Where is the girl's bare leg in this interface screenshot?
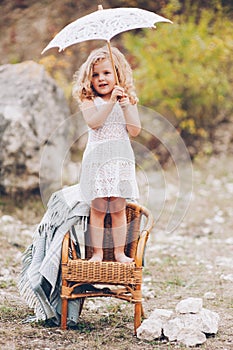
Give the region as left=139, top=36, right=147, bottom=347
left=109, top=197, right=134, bottom=264
left=89, top=197, right=108, bottom=262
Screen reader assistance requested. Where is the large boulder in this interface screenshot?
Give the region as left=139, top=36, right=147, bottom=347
left=0, top=61, right=72, bottom=198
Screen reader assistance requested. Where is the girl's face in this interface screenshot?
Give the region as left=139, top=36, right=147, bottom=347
left=91, top=59, right=116, bottom=100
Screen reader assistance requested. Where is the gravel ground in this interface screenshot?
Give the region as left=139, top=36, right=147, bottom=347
left=0, top=154, right=232, bottom=349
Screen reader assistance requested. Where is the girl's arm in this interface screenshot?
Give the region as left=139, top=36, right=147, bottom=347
left=80, top=86, right=124, bottom=129
left=119, top=98, right=141, bottom=137
left=80, top=99, right=115, bottom=129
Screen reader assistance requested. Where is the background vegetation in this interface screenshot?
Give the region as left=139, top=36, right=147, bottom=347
left=1, top=0, right=233, bottom=158
left=40, top=0, right=233, bottom=158
left=123, top=0, right=233, bottom=156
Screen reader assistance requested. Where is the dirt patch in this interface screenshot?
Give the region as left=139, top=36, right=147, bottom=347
left=0, top=155, right=233, bottom=349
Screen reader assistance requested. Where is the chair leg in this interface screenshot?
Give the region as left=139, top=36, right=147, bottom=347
left=134, top=302, right=142, bottom=335
left=79, top=297, right=85, bottom=316
left=61, top=298, right=68, bottom=330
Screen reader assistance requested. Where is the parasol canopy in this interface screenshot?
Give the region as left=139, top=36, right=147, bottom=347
left=42, top=6, right=172, bottom=83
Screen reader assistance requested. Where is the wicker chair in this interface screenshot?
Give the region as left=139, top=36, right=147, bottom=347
left=60, top=202, right=154, bottom=334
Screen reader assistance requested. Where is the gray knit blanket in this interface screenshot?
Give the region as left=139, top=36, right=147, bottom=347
left=18, top=184, right=90, bottom=326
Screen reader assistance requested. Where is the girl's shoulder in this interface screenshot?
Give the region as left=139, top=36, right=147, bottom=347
left=81, top=97, right=105, bottom=109
left=80, top=98, right=95, bottom=111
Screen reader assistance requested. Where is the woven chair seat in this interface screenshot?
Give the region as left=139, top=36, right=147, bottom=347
left=63, top=260, right=142, bottom=285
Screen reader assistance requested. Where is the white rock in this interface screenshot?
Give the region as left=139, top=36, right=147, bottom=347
left=225, top=182, right=233, bottom=193
left=204, top=292, right=216, bottom=300
left=180, top=308, right=219, bottom=335
left=149, top=308, right=174, bottom=322
left=201, top=227, right=212, bottom=235
left=143, top=289, right=156, bottom=299
left=142, top=284, right=156, bottom=299
left=85, top=299, right=105, bottom=312
left=142, top=302, right=220, bottom=345
left=0, top=215, right=15, bottom=223
left=220, top=274, right=233, bottom=282
left=0, top=61, right=71, bottom=195
left=214, top=215, right=225, bottom=223
left=199, top=308, right=220, bottom=334
left=136, top=318, right=162, bottom=341
left=225, top=237, right=233, bottom=245
left=163, top=317, right=184, bottom=341
left=143, top=276, right=152, bottom=283
left=176, top=297, right=203, bottom=314
left=177, top=328, right=206, bottom=347
left=216, top=256, right=233, bottom=267
left=179, top=313, right=201, bottom=331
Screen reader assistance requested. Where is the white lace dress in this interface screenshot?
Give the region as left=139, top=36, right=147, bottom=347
left=79, top=97, right=139, bottom=202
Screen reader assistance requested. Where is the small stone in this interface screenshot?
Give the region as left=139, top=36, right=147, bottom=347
left=0, top=215, right=15, bottom=223
left=143, top=290, right=156, bottom=299
left=204, top=292, right=216, bottom=300
left=201, top=227, right=212, bottom=235
left=214, top=215, right=225, bottom=223
left=176, top=297, right=203, bottom=314
left=220, top=274, right=233, bottom=282
left=142, top=284, right=155, bottom=299
left=216, top=256, right=233, bottom=267
left=225, top=237, right=233, bottom=245
left=177, top=328, right=206, bottom=347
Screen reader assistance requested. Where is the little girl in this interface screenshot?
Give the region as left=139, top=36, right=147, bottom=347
left=73, top=46, right=141, bottom=263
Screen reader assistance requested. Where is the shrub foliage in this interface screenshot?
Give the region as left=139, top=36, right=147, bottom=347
left=123, top=2, right=233, bottom=152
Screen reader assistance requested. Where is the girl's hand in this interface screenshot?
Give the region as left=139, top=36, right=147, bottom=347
left=119, top=95, right=130, bottom=110
left=110, top=85, right=127, bottom=102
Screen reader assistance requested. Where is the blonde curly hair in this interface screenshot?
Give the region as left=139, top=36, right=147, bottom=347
left=72, top=46, right=138, bottom=105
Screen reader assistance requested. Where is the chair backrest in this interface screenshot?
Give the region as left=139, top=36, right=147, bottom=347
left=85, top=203, right=142, bottom=261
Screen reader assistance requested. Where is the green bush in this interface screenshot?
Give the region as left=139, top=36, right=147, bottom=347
left=123, top=4, right=233, bottom=148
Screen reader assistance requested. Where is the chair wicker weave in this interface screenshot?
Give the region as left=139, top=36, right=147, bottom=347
left=61, top=202, right=154, bottom=334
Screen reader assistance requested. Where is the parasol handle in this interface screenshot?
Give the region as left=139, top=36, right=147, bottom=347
left=98, top=5, right=119, bottom=85
left=107, top=40, right=119, bottom=85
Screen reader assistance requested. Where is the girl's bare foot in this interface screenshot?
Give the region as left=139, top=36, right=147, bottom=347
left=115, top=253, right=134, bottom=264
left=89, top=254, right=103, bottom=262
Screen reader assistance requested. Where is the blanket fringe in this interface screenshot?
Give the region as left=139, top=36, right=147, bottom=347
left=18, top=244, right=46, bottom=320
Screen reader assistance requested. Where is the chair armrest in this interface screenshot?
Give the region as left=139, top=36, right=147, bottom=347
left=62, top=232, right=70, bottom=264
left=134, top=206, right=154, bottom=267
left=135, top=230, right=149, bottom=267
